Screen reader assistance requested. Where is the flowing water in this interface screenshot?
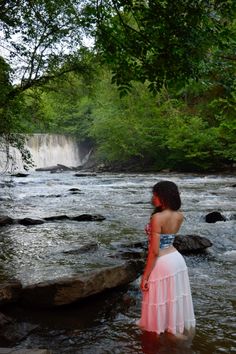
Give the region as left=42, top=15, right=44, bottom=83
left=0, top=172, right=235, bottom=353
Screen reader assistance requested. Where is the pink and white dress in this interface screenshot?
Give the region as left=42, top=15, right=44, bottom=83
left=137, top=223, right=196, bottom=335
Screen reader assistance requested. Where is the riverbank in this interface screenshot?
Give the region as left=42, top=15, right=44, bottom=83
left=80, top=154, right=236, bottom=174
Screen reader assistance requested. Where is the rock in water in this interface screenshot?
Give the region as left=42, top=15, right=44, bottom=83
left=11, top=173, right=29, bottom=177
left=174, top=235, right=212, bottom=254
left=44, top=215, right=70, bottom=221
left=71, top=214, right=105, bottom=222
left=18, top=218, right=45, bottom=226
left=205, top=211, right=226, bottom=223
left=0, top=216, right=14, bottom=227
left=21, top=260, right=143, bottom=307
left=0, top=282, right=22, bottom=305
left=0, top=311, right=37, bottom=346
left=74, top=173, right=97, bottom=177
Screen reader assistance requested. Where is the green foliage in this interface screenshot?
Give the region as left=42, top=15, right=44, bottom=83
left=15, top=62, right=235, bottom=172
left=95, top=0, right=236, bottom=93
left=0, top=1, right=95, bottom=167
left=89, top=73, right=235, bottom=170
left=0, top=1, right=235, bottom=171
left=208, top=89, right=236, bottom=161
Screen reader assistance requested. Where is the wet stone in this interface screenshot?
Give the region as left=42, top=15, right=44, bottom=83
left=74, top=173, right=97, bottom=177
left=0, top=349, right=52, bottom=353
left=0, top=282, right=22, bottom=305
left=20, top=260, right=143, bottom=307
left=71, top=214, right=105, bottom=222
left=62, top=242, right=98, bottom=254
left=0, top=216, right=14, bottom=227
left=205, top=211, right=226, bottom=223
left=173, top=234, right=213, bottom=254
left=10, top=173, right=29, bottom=178
left=44, top=215, right=69, bottom=221
left=18, top=218, right=44, bottom=226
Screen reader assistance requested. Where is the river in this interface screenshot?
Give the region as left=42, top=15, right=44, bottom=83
left=0, top=171, right=235, bottom=353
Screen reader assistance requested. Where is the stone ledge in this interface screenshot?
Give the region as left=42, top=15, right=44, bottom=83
left=0, top=350, right=52, bottom=354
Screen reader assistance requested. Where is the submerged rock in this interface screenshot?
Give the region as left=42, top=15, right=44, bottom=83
left=205, top=211, right=226, bottom=223
left=0, top=214, right=106, bottom=226
left=70, top=214, right=105, bottom=222
left=0, top=311, right=37, bottom=346
left=18, top=218, right=45, bottom=226
left=11, top=173, right=29, bottom=177
left=21, top=260, right=143, bottom=307
left=44, top=215, right=70, bottom=221
left=74, top=173, right=97, bottom=177
left=62, top=242, right=99, bottom=254
left=0, top=216, right=14, bottom=227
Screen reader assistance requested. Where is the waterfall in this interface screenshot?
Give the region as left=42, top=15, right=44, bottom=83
left=0, top=134, right=91, bottom=172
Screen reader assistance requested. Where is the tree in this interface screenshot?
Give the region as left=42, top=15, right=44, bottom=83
left=0, top=0, right=93, bottom=168
left=0, top=1, right=95, bottom=99
left=95, top=0, right=236, bottom=93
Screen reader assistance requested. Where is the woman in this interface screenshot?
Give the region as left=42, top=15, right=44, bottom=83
left=137, top=180, right=195, bottom=336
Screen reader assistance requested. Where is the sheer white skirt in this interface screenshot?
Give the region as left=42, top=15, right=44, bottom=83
left=137, top=250, right=196, bottom=335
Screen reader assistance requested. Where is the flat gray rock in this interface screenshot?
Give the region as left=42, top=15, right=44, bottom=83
left=21, top=260, right=143, bottom=307
left=0, top=349, right=51, bottom=353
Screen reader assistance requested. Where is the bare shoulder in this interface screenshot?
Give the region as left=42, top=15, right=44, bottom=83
left=151, top=211, right=166, bottom=226
left=158, top=209, right=184, bottom=223
left=151, top=211, right=165, bottom=221
left=177, top=210, right=184, bottom=222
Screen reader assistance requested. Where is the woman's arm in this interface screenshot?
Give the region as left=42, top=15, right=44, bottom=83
left=140, top=214, right=161, bottom=291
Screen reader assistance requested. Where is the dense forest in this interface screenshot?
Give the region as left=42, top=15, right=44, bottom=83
left=0, top=0, right=236, bottom=172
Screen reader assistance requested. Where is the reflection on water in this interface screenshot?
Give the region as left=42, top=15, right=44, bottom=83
left=0, top=172, right=236, bottom=353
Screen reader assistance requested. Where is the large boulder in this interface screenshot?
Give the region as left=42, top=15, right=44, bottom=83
left=20, top=260, right=143, bottom=307
left=174, top=234, right=212, bottom=254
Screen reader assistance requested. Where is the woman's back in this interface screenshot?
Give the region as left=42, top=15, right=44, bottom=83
left=152, top=209, right=183, bottom=235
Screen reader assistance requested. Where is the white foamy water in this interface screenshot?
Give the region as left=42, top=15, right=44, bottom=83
left=0, top=134, right=91, bottom=172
